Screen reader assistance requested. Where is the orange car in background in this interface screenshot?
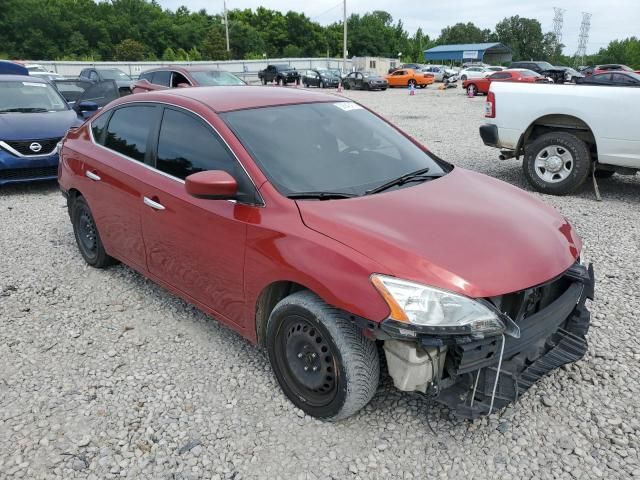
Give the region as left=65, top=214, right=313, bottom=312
left=385, top=68, right=434, bottom=88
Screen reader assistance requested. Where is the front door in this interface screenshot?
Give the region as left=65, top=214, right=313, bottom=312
left=140, top=106, right=261, bottom=326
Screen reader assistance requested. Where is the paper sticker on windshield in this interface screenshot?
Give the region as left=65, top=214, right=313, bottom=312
left=334, top=102, right=363, bottom=111
left=22, top=82, right=47, bottom=87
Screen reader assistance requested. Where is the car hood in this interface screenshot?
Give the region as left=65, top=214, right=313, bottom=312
left=296, top=168, right=581, bottom=298
left=0, top=110, right=82, bottom=140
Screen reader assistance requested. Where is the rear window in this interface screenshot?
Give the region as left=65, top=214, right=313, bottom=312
left=104, top=106, right=156, bottom=162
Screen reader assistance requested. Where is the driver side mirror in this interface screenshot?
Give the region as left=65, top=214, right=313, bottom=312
left=75, top=100, right=99, bottom=119
left=185, top=170, right=237, bottom=200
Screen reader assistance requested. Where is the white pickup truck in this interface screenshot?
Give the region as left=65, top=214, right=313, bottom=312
left=480, top=82, right=640, bottom=194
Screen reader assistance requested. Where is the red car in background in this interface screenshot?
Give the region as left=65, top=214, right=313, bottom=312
left=462, top=69, right=545, bottom=96
left=593, top=64, right=640, bottom=75
left=131, top=65, right=245, bottom=93
left=58, top=86, right=593, bottom=421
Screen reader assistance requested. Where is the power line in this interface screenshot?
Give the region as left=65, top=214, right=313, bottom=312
left=574, top=12, right=591, bottom=66
left=310, top=2, right=343, bottom=21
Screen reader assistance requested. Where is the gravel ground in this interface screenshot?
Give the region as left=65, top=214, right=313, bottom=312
left=1, top=86, right=639, bottom=480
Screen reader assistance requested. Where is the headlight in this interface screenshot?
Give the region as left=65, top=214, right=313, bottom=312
left=371, top=274, right=504, bottom=338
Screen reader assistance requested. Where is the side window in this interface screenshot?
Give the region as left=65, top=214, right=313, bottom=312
left=89, top=71, right=99, bottom=81
left=612, top=73, right=634, bottom=84
left=393, top=70, right=404, bottom=76
left=155, top=108, right=256, bottom=202
left=151, top=71, right=171, bottom=87
left=490, top=72, right=510, bottom=80
left=139, top=72, right=152, bottom=82
left=171, top=72, right=190, bottom=87
left=91, top=112, right=110, bottom=144
left=104, top=106, right=156, bottom=162
left=79, top=69, right=88, bottom=78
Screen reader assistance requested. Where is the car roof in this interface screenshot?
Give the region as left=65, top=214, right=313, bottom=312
left=125, top=85, right=346, bottom=113
left=0, top=74, right=47, bottom=83
left=142, top=65, right=228, bottom=74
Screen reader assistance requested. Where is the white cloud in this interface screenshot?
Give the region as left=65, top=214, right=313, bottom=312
left=157, top=0, right=640, bottom=54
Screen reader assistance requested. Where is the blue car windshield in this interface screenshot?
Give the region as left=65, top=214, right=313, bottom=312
left=0, top=81, right=68, bottom=112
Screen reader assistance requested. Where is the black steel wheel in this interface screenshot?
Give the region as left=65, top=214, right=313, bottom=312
left=266, top=291, right=379, bottom=420
left=71, top=195, right=115, bottom=268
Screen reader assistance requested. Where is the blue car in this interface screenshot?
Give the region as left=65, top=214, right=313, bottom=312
left=0, top=75, right=89, bottom=185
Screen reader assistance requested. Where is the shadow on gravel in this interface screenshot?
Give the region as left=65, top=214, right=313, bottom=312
left=0, top=180, right=59, bottom=197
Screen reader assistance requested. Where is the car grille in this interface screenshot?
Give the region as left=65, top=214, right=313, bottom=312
left=3, top=137, right=61, bottom=156
left=0, top=166, right=58, bottom=181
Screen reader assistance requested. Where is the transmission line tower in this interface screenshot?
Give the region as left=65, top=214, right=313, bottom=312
left=574, top=12, right=592, bottom=66
left=552, top=7, right=565, bottom=46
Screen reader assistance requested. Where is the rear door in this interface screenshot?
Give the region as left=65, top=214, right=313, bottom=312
left=80, top=105, right=161, bottom=270
left=140, top=106, right=260, bottom=326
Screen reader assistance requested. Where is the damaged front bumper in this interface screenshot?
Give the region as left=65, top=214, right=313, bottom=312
left=374, top=262, right=595, bottom=419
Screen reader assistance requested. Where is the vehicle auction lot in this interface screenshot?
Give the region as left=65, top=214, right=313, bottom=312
left=1, top=87, right=639, bottom=479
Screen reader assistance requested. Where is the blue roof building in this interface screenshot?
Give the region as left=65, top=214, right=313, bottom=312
left=424, top=43, right=512, bottom=64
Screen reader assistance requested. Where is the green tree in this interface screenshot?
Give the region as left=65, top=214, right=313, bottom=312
left=201, top=26, right=228, bottom=60
left=114, top=39, right=148, bottom=61
left=495, top=16, right=546, bottom=61
left=437, top=22, right=490, bottom=45
left=162, top=47, right=177, bottom=61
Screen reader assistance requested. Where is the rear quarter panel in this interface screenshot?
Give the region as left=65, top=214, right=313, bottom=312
left=489, top=82, right=640, bottom=167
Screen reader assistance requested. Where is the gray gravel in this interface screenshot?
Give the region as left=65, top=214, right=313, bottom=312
left=2, top=86, right=640, bottom=479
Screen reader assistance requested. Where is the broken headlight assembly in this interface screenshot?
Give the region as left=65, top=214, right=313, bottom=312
left=371, top=274, right=504, bottom=338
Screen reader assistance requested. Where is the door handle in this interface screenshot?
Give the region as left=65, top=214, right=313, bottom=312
left=143, top=196, right=165, bottom=211
left=85, top=170, right=101, bottom=181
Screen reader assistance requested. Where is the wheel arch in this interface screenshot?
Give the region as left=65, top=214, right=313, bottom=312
left=520, top=114, right=597, bottom=159
left=254, top=280, right=315, bottom=347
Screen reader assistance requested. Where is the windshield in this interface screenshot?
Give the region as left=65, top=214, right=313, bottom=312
left=361, top=71, right=377, bottom=78
left=222, top=102, right=446, bottom=197
left=99, top=69, right=131, bottom=80
left=191, top=70, right=245, bottom=86
left=520, top=70, right=541, bottom=77
left=317, top=69, right=336, bottom=77
left=536, top=62, right=554, bottom=70
left=0, top=81, right=68, bottom=112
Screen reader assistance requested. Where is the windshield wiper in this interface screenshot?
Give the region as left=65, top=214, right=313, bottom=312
left=365, top=167, right=443, bottom=195
left=287, top=191, right=357, bottom=200
left=0, top=107, right=49, bottom=113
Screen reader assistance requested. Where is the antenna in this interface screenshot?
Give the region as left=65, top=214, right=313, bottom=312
left=552, top=7, right=565, bottom=46
left=574, top=12, right=591, bottom=66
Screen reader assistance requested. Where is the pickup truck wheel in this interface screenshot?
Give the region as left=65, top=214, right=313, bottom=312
left=266, top=290, right=379, bottom=421
left=523, top=132, right=591, bottom=195
left=262, top=77, right=268, bottom=85
left=71, top=196, right=116, bottom=268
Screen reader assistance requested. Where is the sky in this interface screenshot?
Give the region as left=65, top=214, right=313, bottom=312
left=157, top=0, right=640, bottom=55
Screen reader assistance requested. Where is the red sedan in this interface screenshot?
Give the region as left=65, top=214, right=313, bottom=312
left=463, top=69, right=544, bottom=96
left=59, top=86, right=594, bottom=420
left=593, top=64, right=640, bottom=75
left=131, top=65, right=245, bottom=94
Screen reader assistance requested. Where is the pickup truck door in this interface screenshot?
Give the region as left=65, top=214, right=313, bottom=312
left=593, top=86, right=640, bottom=167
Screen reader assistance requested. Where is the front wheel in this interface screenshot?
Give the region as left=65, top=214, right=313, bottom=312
left=523, top=132, right=591, bottom=195
left=466, top=84, right=477, bottom=96
left=266, top=291, right=380, bottom=421
left=461, top=74, right=467, bottom=81
left=408, top=79, right=417, bottom=88
left=71, top=195, right=116, bottom=268
left=343, top=82, right=351, bottom=90
left=319, top=80, right=325, bottom=88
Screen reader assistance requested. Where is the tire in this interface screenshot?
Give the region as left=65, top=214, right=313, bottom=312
left=266, top=290, right=379, bottom=421
left=381, top=88, right=387, bottom=91
left=461, top=74, right=467, bottom=81
left=344, top=81, right=351, bottom=90
left=594, top=169, right=615, bottom=179
left=466, top=84, right=477, bottom=96
left=363, top=82, right=370, bottom=90
left=303, top=81, right=308, bottom=88
left=419, top=84, right=427, bottom=89
left=262, top=77, right=267, bottom=85
left=522, top=132, right=591, bottom=195
left=282, top=78, right=287, bottom=86
left=71, top=195, right=116, bottom=268
left=408, top=79, right=417, bottom=88
left=319, top=80, right=325, bottom=88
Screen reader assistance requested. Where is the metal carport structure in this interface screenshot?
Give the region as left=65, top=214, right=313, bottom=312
left=424, top=43, right=512, bottom=64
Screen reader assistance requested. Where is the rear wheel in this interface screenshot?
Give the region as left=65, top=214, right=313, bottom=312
left=266, top=290, right=379, bottom=421
left=419, top=84, right=427, bottom=89
left=319, top=80, right=325, bottom=88
left=466, top=84, right=477, bottom=96
left=461, top=74, right=468, bottom=81
left=262, top=77, right=268, bottom=85
left=408, top=79, right=417, bottom=88
left=71, top=196, right=116, bottom=268
left=344, top=81, right=351, bottom=90
left=523, top=132, right=591, bottom=195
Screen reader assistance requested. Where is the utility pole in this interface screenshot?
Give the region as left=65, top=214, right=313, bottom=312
left=223, top=0, right=230, bottom=55
left=342, top=0, right=347, bottom=74
left=552, top=7, right=565, bottom=51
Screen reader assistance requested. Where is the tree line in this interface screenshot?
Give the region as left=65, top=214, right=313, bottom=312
left=0, top=0, right=638, bottom=68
